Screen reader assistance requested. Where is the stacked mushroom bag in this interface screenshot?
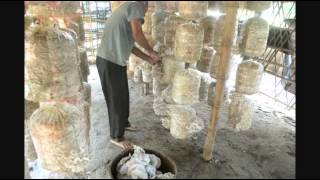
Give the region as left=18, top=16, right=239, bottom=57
left=179, top=1, right=208, bottom=20
left=128, top=54, right=141, bottom=78
left=164, top=13, right=186, bottom=50
left=235, top=60, right=263, bottom=95
left=172, top=69, right=201, bottom=105
left=226, top=2, right=269, bottom=132
left=167, top=69, right=204, bottom=138
left=228, top=92, right=255, bottom=131
left=213, top=14, right=238, bottom=53
left=199, top=73, right=214, bottom=102
left=198, top=16, right=216, bottom=46
left=25, top=4, right=90, bottom=177
left=25, top=24, right=82, bottom=102
left=154, top=1, right=167, bottom=12
left=207, top=81, right=229, bottom=107
left=168, top=105, right=204, bottom=139
left=141, top=61, right=153, bottom=83
left=161, top=56, right=185, bottom=85
left=142, top=4, right=154, bottom=35
left=152, top=56, right=184, bottom=118
left=228, top=60, right=263, bottom=131
left=131, top=54, right=144, bottom=83
left=197, top=46, right=215, bottom=73
left=79, top=47, right=90, bottom=82
left=240, top=16, right=269, bottom=57
left=151, top=10, right=169, bottom=44
left=151, top=65, right=165, bottom=96
left=175, top=21, right=204, bottom=63
left=25, top=100, right=40, bottom=162
left=166, top=1, right=179, bottom=13
left=245, top=1, right=271, bottom=13
left=209, top=53, right=235, bottom=80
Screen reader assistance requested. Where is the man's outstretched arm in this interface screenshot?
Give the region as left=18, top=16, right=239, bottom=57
left=130, top=19, right=161, bottom=62
left=131, top=46, right=158, bottom=65
left=130, top=19, right=153, bottom=53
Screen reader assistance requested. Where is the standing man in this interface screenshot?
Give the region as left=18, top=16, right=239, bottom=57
left=96, top=1, right=160, bottom=149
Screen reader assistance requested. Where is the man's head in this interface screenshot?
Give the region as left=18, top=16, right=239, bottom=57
left=138, top=1, right=148, bottom=14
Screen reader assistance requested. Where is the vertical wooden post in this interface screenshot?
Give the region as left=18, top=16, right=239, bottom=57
left=202, top=1, right=239, bottom=161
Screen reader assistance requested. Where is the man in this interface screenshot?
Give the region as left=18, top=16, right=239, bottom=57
left=96, top=1, right=161, bottom=149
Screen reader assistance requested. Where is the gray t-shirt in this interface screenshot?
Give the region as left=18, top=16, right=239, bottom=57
left=97, top=1, right=145, bottom=66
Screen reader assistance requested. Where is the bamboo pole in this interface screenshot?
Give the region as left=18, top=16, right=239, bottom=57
left=202, top=1, right=239, bottom=161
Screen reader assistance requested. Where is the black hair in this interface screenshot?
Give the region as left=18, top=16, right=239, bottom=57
left=139, top=1, right=148, bottom=8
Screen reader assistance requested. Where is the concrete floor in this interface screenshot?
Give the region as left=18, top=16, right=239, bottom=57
left=87, top=64, right=295, bottom=179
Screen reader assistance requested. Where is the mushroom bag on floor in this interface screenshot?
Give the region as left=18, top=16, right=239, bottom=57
left=228, top=92, right=255, bottom=131
left=30, top=103, right=88, bottom=174
left=168, top=105, right=204, bottom=139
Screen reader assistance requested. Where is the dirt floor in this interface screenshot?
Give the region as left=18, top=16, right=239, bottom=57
left=86, top=63, right=295, bottom=179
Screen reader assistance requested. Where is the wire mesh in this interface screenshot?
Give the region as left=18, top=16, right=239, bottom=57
left=236, top=1, right=295, bottom=110
left=80, top=1, right=111, bottom=63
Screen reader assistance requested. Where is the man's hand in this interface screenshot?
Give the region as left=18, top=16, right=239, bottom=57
left=131, top=19, right=154, bottom=53
left=131, top=47, right=161, bottom=66
left=149, top=50, right=161, bottom=62
left=148, top=50, right=161, bottom=65
left=147, top=56, right=160, bottom=65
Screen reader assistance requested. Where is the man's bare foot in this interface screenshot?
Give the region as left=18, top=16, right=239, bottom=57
left=110, top=139, right=133, bottom=150
left=125, top=125, right=139, bottom=132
